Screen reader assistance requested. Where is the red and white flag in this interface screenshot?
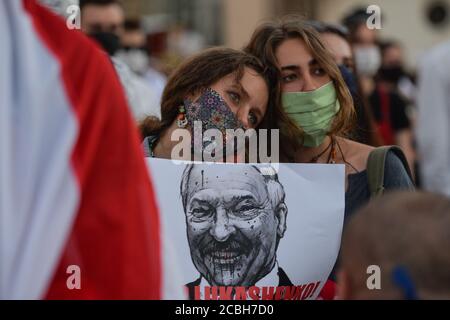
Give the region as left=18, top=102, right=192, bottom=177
left=0, top=0, right=183, bottom=300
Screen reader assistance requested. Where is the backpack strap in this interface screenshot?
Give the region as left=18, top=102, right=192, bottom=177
left=367, top=145, right=413, bottom=197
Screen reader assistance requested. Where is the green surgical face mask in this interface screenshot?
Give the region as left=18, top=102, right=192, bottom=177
left=282, top=81, right=340, bottom=147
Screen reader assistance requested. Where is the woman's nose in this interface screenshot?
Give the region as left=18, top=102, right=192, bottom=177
left=301, top=73, right=318, bottom=92
left=236, top=106, right=251, bottom=129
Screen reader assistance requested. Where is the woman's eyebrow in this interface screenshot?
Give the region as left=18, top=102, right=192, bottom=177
left=309, top=58, right=320, bottom=67
left=282, top=59, right=318, bottom=70
left=280, top=64, right=300, bottom=71
left=231, top=82, right=249, bottom=100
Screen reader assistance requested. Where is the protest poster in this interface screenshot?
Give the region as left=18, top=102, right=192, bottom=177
left=147, top=158, right=345, bottom=300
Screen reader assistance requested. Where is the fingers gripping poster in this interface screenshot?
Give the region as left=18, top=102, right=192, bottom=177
left=147, top=158, right=345, bottom=300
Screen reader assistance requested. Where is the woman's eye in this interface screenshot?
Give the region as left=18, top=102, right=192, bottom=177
left=282, top=73, right=297, bottom=83
left=248, top=112, right=258, bottom=126
left=228, top=91, right=240, bottom=104
left=312, top=67, right=326, bottom=76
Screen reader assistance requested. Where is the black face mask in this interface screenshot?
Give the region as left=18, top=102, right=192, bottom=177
left=378, top=65, right=405, bottom=84
left=89, top=32, right=121, bottom=56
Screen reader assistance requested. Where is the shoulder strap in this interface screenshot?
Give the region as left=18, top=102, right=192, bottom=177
left=367, top=145, right=412, bottom=197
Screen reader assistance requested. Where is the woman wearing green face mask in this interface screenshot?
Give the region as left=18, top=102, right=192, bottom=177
left=245, top=16, right=414, bottom=220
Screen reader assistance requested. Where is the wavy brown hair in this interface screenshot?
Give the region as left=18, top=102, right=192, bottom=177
left=244, top=16, right=356, bottom=161
left=139, top=47, right=279, bottom=139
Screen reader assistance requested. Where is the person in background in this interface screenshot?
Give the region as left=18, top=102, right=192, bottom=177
left=80, top=0, right=160, bottom=121
left=369, top=41, right=416, bottom=173
left=314, top=22, right=354, bottom=72
left=417, top=40, right=450, bottom=197
left=80, top=0, right=124, bottom=55
left=116, top=19, right=167, bottom=107
left=339, top=191, right=450, bottom=300
left=311, top=21, right=382, bottom=147
left=342, top=8, right=381, bottom=97
left=379, top=41, right=417, bottom=104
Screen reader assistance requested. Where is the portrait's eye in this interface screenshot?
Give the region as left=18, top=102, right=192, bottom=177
left=237, top=204, right=256, bottom=211
left=190, top=206, right=214, bottom=220
left=248, top=111, right=258, bottom=126
left=227, top=91, right=241, bottom=104
left=232, top=200, right=261, bottom=219
left=282, top=73, right=298, bottom=83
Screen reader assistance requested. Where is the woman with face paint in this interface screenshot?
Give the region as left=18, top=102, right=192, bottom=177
left=245, top=17, right=414, bottom=221
left=140, top=47, right=278, bottom=162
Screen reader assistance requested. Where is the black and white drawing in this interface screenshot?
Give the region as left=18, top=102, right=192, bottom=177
left=180, top=164, right=292, bottom=298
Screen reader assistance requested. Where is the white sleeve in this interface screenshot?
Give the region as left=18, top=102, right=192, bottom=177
left=112, top=57, right=161, bottom=121
left=416, top=51, right=450, bottom=196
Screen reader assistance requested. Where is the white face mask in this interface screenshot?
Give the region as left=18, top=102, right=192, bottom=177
left=353, top=46, right=381, bottom=76
left=116, top=49, right=149, bottom=75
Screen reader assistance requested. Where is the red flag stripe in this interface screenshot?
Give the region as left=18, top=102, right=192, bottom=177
left=23, top=0, right=161, bottom=299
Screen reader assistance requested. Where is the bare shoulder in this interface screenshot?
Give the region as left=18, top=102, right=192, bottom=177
left=336, top=137, right=375, bottom=172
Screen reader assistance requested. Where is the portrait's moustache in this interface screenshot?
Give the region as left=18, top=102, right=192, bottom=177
left=200, top=232, right=251, bottom=257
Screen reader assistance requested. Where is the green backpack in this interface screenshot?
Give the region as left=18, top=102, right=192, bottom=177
left=367, top=146, right=413, bottom=197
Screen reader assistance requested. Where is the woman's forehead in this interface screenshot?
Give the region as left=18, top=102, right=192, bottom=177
left=212, top=68, right=269, bottom=112
left=276, top=38, right=314, bottom=67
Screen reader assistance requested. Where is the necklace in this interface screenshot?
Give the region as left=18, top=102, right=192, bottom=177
left=309, top=137, right=336, bottom=163
left=335, top=137, right=360, bottom=173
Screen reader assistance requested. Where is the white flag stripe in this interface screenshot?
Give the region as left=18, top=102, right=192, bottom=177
left=0, top=1, right=80, bottom=299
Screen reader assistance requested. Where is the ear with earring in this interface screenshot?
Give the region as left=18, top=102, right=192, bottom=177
left=177, top=105, right=188, bottom=128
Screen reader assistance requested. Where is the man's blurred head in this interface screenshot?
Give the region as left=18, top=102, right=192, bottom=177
left=121, top=19, right=146, bottom=48
left=343, top=8, right=381, bottom=76
left=80, top=0, right=124, bottom=55
left=339, top=191, right=450, bottom=300
left=380, top=41, right=404, bottom=68
left=377, top=41, right=406, bottom=84
left=115, top=19, right=149, bottom=74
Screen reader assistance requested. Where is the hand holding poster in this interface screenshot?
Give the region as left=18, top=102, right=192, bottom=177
left=147, top=159, right=345, bottom=300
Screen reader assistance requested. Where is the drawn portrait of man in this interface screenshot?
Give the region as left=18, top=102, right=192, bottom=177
left=180, top=164, right=291, bottom=299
